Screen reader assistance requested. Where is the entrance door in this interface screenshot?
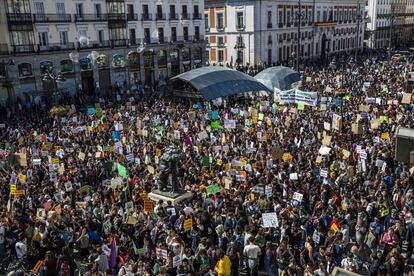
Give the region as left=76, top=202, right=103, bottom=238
left=145, top=69, right=153, bottom=86
left=81, top=70, right=94, bottom=95
left=321, top=33, right=327, bottom=60
left=99, top=68, right=111, bottom=96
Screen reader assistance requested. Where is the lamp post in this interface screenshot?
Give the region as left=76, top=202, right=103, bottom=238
left=1, top=58, right=15, bottom=105
left=294, top=0, right=306, bottom=71
left=234, top=33, right=245, bottom=68
left=388, top=1, right=395, bottom=59
left=42, top=66, right=66, bottom=105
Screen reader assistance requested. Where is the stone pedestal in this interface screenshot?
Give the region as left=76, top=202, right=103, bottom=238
left=148, top=190, right=192, bottom=205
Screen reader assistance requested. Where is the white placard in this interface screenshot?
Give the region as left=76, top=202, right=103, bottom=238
left=359, top=150, right=367, bottom=160
left=312, top=231, right=320, bottom=244
left=320, top=168, right=329, bottom=178
left=318, top=146, right=332, bottom=155
left=262, top=212, right=279, bottom=228
left=197, top=131, right=209, bottom=140
left=289, top=173, right=298, bottom=180
left=324, top=122, right=331, bottom=131
left=293, top=192, right=303, bottom=202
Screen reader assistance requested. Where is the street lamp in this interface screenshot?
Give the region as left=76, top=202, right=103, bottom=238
left=234, top=33, right=245, bottom=68
left=42, top=66, right=66, bottom=104
left=294, top=0, right=306, bottom=71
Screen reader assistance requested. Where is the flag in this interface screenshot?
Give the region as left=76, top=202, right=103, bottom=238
left=109, top=237, right=118, bottom=268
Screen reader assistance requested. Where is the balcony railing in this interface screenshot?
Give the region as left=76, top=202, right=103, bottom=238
left=108, top=13, right=126, bottom=21
left=0, top=44, right=9, bottom=55
left=216, top=25, right=225, bottom=32
left=39, top=43, right=75, bottom=52
left=169, top=13, right=178, bottom=20
left=12, top=44, right=35, bottom=54
left=236, top=25, right=245, bottom=31
left=279, top=22, right=283, bottom=28
left=33, top=14, right=71, bottom=23
left=155, top=13, right=166, bottom=20
left=78, top=40, right=111, bottom=49
left=218, top=41, right=225, bottom=47
left=141, top=13, right=152, bottom=21
left=75, top=14, right=107, bottom=22
left=267, top=23, right=272, bottom=28
left=171, top=36, right=178, bottom=43
left=193, top=13, right=202, bottom=20
left=129, top=38, right=142, bottom=46
left=6, top=13, right=33, bottom=23
left=314, top=20, right=337, bottom=27
left=127, top=13, right=138, bottom=21
left=181, top=13, right=190, bottom=20
left=111, top=39, right=128, bottom=47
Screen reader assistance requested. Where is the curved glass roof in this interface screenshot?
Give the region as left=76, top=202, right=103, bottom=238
left=168, top=66, right=271, bottom=100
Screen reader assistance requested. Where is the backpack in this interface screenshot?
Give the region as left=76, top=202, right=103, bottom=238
left=59, top=259, right=71, bottom=276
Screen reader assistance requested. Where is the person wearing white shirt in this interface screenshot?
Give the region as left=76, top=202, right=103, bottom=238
left=243, top=236, right=261, bottom=276
left=15, top=237, right=27, bottom=259
left=341, top=253, right=359, bottom=272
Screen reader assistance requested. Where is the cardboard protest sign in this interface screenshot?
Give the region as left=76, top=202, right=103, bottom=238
left=402, top=93, right=412, bottom=104
left=352, top=123, right=363, bottom=134
left=31, top=260, right=44, bottom=274
left=322, top=136, right=332, bottom=146
left=332, top=114, right=342, bottom=131
left=262, top=212, right=279, bottom=228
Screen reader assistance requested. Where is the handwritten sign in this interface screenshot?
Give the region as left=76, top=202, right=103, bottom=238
left=262, top=212, right=279, bottom=228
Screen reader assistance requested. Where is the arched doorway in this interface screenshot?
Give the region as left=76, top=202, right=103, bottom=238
left=193, top=47, right=202, bottom=68
left=182, top=47, right=191, bottom=72
left=143, top=50, right=155, bottom=86
left=170, top=49, right=180, bottom=76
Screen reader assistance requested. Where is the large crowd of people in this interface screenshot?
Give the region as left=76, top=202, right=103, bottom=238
left=0, top=54, right=414, bottom=276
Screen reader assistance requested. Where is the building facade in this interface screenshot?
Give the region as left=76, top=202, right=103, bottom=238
left=365, top=0, right=414, bottom=49
left=0, top=0, right=206, bottom=104
left=205, top=0, right=364, bottom=68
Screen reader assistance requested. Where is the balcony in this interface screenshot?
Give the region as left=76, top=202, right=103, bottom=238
left=155, top=13, right=166, bottom=20
left=181, top=13, right=190, bottom=20
left=0, top=44, right=9, bottom=55
left=127, top=13, right=138, bottom=21
left=78, top=40, right=111, bottom=49
left=111, top=39, right=128, bottom=47
left=216, top=25, right=225, bottom=32
left=108, top=13, right=126, bottom=21
left=12, top=44, right=35, bottom=54
left=218, top=41, right=225, bottom=48
left=314, top=20, right=337, bottom=27
left=7, top=13, right=32, bottom=24
left=33, top=14, right=71, bottom=23
left=158, top=37, right=168, bottom=44
left=193, top=13, right=202, bottom=20
left=74, top=14, right=107, bottom=22
left=141, top=13, right=152, bottom=21
left=267, top=23, right=272, bottom=28
left=129, top=38, right=142, bottom=46
left=236, top=25, right=245, bottom=31
left=39, top=43, right=75, bottom=52
left=169, top=13, right=179, bottom=20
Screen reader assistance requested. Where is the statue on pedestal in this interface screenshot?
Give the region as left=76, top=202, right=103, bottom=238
left=157, top=145, right=186, bottom=194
